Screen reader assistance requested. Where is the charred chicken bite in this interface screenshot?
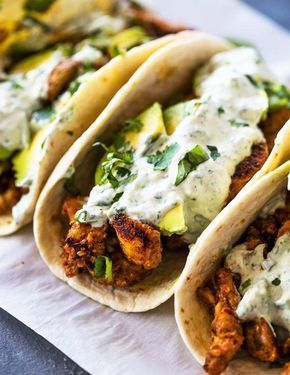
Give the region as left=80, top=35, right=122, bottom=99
left=199, top=191, right=290, bottom=375
left=61, top=46, right=290, bottom=289
left=0, top=2, right=187, bottom=222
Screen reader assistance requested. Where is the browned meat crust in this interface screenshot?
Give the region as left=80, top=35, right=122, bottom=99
left=61, top=197, right=107, bottom=277
left=245, top=318, right=279, bottom=362
left=46, top=59, right=80, bottom=102
left=240, top=193, right=290, bottom=250
left=130, top=7, right=190, bottom=36
left=227, top=143, right=268, bottom=203
left=281, top=363, right=290, bottom=375
left=61, top=198, right=149, bottom=287
left=260, top=108, right=290, bottom=152
left=111, top=212, right=162, bottom=270
left=0, top=171, right=27, bottom=215
left=203, top=268, right=244, bottom=375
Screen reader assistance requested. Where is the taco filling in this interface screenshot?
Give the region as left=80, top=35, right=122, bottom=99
left=0, top=3, right=186, bottom=223
left=198, top=188, right=290, bottom=375
left=60, top=46, right=290, bottom=289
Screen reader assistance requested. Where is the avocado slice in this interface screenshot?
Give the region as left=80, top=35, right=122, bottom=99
left=124, top=102, right=166, bottom=150
left=12, top=125, right=48, bottom=186
left=0, top=146, right=13, bottom=161
left=11, top=49, right=55, bottom=73
left=164, top=99, right=197, bottom=135
left=109, top=26, right=148, bottom=56
left=94, top=102, right=166, bottom=185
left=158, top=203, right=187, bottom=235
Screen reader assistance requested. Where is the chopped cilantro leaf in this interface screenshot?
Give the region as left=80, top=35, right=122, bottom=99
left=112, top=192, right=123, bottom=204
left=110, top=45, right=125, bottom=58
left=241, top=278, right=251, bottom=290
left=175, top=145, right=209, bottom=186
left=272, top=277, right=281, bottom=286
left=229, top=119, right=249, bottom=128
left=74, top=210, right=87, bottom=223
left=69, top=80, right=81, bottom=95
left=207, top=145, right=221, bottom=160
left=24, top=0, right=56, bottom=12
left=217, top=106, right=225, bottom=115
left=147, top=143, right=180, bottom=171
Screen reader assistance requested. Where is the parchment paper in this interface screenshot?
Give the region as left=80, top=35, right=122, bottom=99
left=1, top=1, right=290, bottom=374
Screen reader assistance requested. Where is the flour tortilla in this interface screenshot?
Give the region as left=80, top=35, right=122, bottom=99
left=0, top=31, right=190, bottom=236
left=175, top=159, right=290, bottom=373
left=34, top=32, right=232, bottom=312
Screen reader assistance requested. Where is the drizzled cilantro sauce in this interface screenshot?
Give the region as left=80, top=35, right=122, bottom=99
left=226, top=232, right=290, bottom=332
left=79, top=48, right=275, bottom=241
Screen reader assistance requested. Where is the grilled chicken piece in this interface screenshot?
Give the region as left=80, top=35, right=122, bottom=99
left=131, top=7, right=189, bottom=36
left=203, top=268, right=244, bottom=375
left=245, top=318, right=279, bottom=362
left=260, top=108, right=290, bottom=152
left=281, top=363, right=290, bottom=375
left=278, top=219, right=290, bottom=238
left=0, top=171, right=27, bottom=214
left=197, top=286, right=216, bottom=307
left=61, top=197, right=107, bottom=277
left=46, top=58, right=80, bottom=102
left=62, top=196, right=86, bottom=222
left=111, top=213, right=162, bottom=270
left=227, top=143, right=268, bottom=203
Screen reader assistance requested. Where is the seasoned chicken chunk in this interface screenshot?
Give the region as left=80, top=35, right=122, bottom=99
left=46, top=58, right=80, bottom=102
left=111, top=213, right=162, bottom=270
left=203, top=268, right=244, bottom=375
left=0, top=171, right=27, bottom=214
left=61, top=197, right=107, bottom=277
left=227, top=143, right=268, bottom=203
left=245, top=318, right=279, bottom=362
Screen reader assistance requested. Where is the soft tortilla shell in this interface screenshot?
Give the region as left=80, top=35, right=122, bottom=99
left=175, top=161, right=290, bottom=372
left=34, top=32, right=230, bottom=312
left=0, top=32, right=188, bottom=235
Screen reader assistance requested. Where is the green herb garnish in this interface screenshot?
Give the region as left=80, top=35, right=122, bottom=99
left=68, top=80, right=81, bottom=95
left=110, top=45, right=125, bottom=58
left=272, top=277, right=281, bottom=286
left=74, top=210, right=87, bottom=223
left=147, top=143, right=180, bottom=171
left=175, top=145, right=209, bottom=186
left=112, top=192, right=123, bottom=204
left=229, top=119, right=249, bottom=128
left=10, top=80, right=23, bottom=89
left=94, top=142, right=135, bottom=188
left=245, top=75, right=290, bottom=112
left=241, top=278, right=251, bottom=291
left=24, top=0, right=56, bottom=12
left=33, top=104, right=55, bottom=123
left=94, top=256, right=113, bottom=281
left=207, top=145, right=220, bottom=160
left=217, top=107, right=225, bottom=115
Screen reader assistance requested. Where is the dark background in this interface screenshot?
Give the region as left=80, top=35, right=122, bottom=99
left=1, top=1, right=289, bottom=374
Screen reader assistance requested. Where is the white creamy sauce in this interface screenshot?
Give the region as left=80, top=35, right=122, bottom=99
left=72, top=45, right=104, bottom=65
left=225, top=233, right=290, bottom=333
left=0, top=51, right=65, bottom=151
left=80, top=48, right=273, bottom=240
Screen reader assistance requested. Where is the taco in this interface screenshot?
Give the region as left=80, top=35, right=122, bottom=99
left=34, top=32, right=290, bottom=312
left=175, top=127, right=290, bottom=374
left=0, top=3, right=189, bottom=235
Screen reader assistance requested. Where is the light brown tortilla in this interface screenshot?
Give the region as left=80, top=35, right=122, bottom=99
left=175, top=161, right=290, bottom=373
left=34, top=32, right=231, bottom=312
left=0, top=31, right=191, bottom=236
